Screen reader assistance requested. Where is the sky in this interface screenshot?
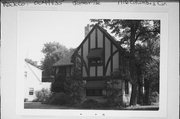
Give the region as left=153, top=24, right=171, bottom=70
left=18, top=11, right=155, bottom=64
left=18, top=11, right=92, bottom=64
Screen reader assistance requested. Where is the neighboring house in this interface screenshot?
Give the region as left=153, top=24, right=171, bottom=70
left=53, top=54, right=73, bottom=78
left=53, top=24, right=132, bottom=105
left=24, top=60, right=51, bottom=102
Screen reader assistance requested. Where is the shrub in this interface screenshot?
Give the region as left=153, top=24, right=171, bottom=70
left=48, top=92, right=73, bottom=105
left=34, top=88, right=52, bottom=103
left=106, top=79, right=123, bottom=106
left=150, top=91, right=159, bottom=104
left=24, top=98, right=28, bottom=102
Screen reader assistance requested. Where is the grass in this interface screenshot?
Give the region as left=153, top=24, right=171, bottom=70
left=24, top=102, right=159, bottom=110
left=24, top=102, right=77, bottom=109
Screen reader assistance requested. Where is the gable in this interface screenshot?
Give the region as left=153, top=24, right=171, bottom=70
left=71, top=24, right=127, bottom=77
left=72, top=24, right=124, bottom=58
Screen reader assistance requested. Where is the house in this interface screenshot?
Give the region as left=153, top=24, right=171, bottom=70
left=53, top=24, right=132, bottom=105
left=24, top=60, right=51, bottom=102
left=52, top=52, right=74, bottom=92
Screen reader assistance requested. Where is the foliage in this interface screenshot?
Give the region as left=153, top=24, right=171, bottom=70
left=66, top=66, right=86, bottom=103
left=90, top=19, right=160, bottom=106
left=150, top=91, right=159, bottom=104
left=65, top=78, right=85, bottom=103
left=81, top=99, right=101, bottom=109
left=51, top=66, right=85, bottom=104
left=33, top=88, right=52, bottom=103
left=106, top=79, right=123, bottom=106
left=24, top=98, right=28, bottom=102
left=135, top=36, right=160, bottom=104
left=41, top=42, right=69, bottom=76
left=47, top=92, right=73, bottom=105
left=51, top=74, right=67, bottom=93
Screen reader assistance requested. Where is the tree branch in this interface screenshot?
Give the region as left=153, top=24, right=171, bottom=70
left=135, top=29, right=160, bottom=41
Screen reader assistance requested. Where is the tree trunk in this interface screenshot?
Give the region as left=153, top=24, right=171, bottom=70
left=137, top=65, right=143, bottom=105
left=129, top=21, right=139, bottom=106
left=137, top=83, right=142, bottom=105
left=144, top=79, right=150, bottom=105
left=130, top=83, right=138, bottom=105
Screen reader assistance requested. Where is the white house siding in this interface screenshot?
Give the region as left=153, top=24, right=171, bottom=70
left=24, top=62, right=51, bottom=102
left=41, top=82, right=51, bottom=90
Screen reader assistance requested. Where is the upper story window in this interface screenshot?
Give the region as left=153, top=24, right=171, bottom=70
left=87, top=48, right=103, bottom=66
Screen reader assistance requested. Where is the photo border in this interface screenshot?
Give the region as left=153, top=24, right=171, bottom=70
left=15, top=10, right=168, bottom=118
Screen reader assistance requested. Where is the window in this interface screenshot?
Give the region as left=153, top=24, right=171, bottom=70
left=86, top=89, right=103, bottom=96
left=89, top=58, right=103, bottom=66
left=29, top=88, right=34, bottom=95
left=87, top=48, right=103, bottom=66
left=125, top=81, right=129, bottom=94
left=24, top=71, right=27, bottom=77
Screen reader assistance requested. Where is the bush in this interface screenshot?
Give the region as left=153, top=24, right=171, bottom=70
left=150, top=91, right=159, bottom=104
left=24, top=98, right=28, bottom=102
left=47, top=92, right=73, bottom=106
left=33, top=88, right=52, bottom=103
left=106, top=79, right=123, bottom=106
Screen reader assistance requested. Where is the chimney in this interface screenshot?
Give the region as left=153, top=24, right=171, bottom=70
left=84, top=24, right=91, bottom=37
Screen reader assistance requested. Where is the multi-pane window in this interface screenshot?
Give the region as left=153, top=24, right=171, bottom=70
left=89, top=58, right=103, bottom=66
left=29, top=88, right=34, bottom=95
left=87, top=48, right=103, bottom=66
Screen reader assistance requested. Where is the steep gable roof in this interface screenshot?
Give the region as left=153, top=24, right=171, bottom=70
left=72, top=24, right=125, bottom=58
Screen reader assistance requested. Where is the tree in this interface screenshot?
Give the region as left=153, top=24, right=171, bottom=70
left=90, top=19, right=160, bottom=106
left=51, top=52, right=85, bottom=104
left=41, top=42, right=69, bottom=76
left=135, top=36, right=160, bottom=105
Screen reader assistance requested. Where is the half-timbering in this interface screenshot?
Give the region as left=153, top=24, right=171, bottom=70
left=53, top=24, right=132, bottom=105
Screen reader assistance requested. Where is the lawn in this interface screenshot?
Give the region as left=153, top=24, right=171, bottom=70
left=24, top=102, right=76, bottom=109
left=24, top=102, right=159, bottom=110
